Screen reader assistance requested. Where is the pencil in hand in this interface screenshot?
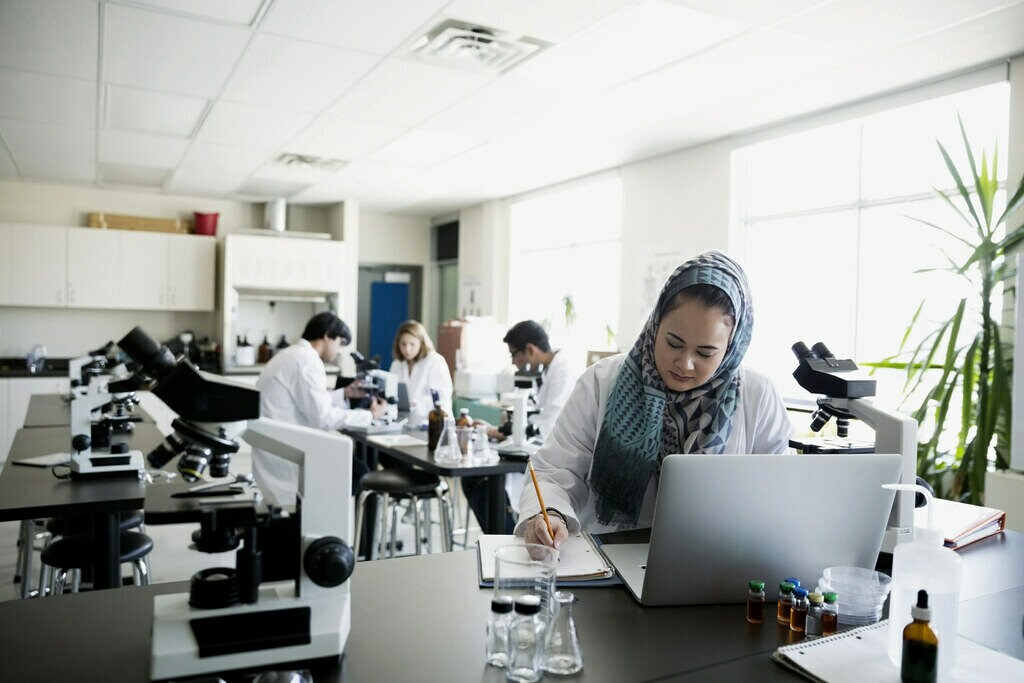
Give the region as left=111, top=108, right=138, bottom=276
left=527, top=460, right=557, bottom=544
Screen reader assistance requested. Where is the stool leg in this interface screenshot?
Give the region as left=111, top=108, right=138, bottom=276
left=53, top=569, right=67, bottom=596
left=139, top=557, right=151, bottom=586
left=71, top=569, right=81, bottom=593
left=412, top=495, right=422, bottom=555
left=18, top=519, right=35, bottom=599
left=39, top=563, right=52, bottom=598
left=438, top=486, right=455, bottom=552
left=388, top=500, right=399, bottom=558
left=378, top=494, right=391, bottom=560
left=353, top=490, right=370, bottom=560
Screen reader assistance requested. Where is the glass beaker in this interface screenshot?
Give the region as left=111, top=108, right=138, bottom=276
left=433, top=417, right=463, bottom=465
left=543, top=591, right=583, bottom=675
left=494, top=544, right=558, bottom=619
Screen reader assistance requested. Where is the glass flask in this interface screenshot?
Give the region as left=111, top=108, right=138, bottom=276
left=542, top=591, right=583, bottom=675
left=433, top=417, right=463, bottom=465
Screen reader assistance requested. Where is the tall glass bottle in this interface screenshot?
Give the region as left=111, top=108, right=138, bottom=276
left=542, top=591, right=583, bottom=675
left=507, top=595, right=545, bottom=683
left=427, top=401, right=447, bottom=452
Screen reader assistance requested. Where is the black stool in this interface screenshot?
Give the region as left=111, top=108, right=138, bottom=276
left=354, top=469, right=454, bottom=560
left=46, top=510, right=145, bottom=537
left=39, top=530, right=154, bottom=596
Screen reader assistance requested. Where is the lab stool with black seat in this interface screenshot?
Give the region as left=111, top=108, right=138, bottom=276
left=37, top=511, right=153, bottom=596
left=354, top=468, right=455, bottom=560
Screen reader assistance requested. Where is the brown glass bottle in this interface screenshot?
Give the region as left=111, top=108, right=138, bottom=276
left=789, top=587, right=809, bottom=632
left=822, top=592, right=839, bottom=635
left=427, top=402, right=447, bottom=452
left=776, top=582, right=795, bottom=625
left=456, top=408, right=473, bottom=454
left=746, top=580, right=766, bottom=624
left=901, top=590, right=938, bottom=683
left=258, top=336, right=273, bottom=363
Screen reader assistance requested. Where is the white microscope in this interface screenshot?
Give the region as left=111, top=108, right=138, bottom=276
left=792, top=342, right=918, bottom=553
left=495, top=391, right=540, bottom=458
left=115, top=327, right=355, bottom=680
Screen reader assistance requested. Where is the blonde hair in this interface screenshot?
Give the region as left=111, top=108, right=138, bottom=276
left=393, top=320, right=434, bottom=364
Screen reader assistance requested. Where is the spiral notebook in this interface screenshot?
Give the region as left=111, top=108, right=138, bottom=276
left=772, top=620, right=1023, bottom=683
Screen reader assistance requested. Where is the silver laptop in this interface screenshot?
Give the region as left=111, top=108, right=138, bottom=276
left=600, top=453, right=902, bottom=606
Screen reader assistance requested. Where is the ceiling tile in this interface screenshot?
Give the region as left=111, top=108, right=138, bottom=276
left=250, top=158, right=338, bottom=185
left=421, top=77, right=556, bottom=139
left=511, top=0, right=748, bottom=92
left=221, top=34, right=380, bottom=113
left=283, top=116, right=403, bottom=162
left=263, top=0, right=449, bottom=55
left=99, top=130, right=189, bottom=169
left=296, top=160, right=416, bottom=200
left=176, top=141, right=272, bottom=177
left=104, top=3, right=250, bottom=97
left=329, top=58, right=491, bottom=127
left=0, top=119, right=96, bottom=160
left=196, top=101, right=312, bottom=150
left=773, top=0, right=1014, bottom=54
left=18, top=155, right=96, bottom=183
left=105, top=85, right=208, bottom=137
left=126, top=0, right=265, bottom=25
left=367, top=129, right=482, bottom=167
left=234, top=177, right=311, bottom=199
left=0, top=69, right=96, bottom=128
left=668, top=0, right=829, bottom=26
left=443, top=0, right=635, bottom=43
left=0, top=146, right=18, bottom=177
left=167, top=170, right=244, bottom=197
left=100, top=163, right=172, bottom=188
left=0, top=0, right=98, bottom=80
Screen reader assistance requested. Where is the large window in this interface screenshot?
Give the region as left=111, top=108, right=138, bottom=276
left=509, top=176, right=622, bottom=355
left=733, top=81, right=1010, bottom=407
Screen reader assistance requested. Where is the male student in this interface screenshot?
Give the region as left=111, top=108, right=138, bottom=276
left=253, top=312, right=386, bottom=505
left=463, top=320, right=584, bottom=532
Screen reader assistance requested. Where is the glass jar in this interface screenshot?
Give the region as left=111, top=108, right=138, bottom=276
left=507, top=595, right=546, bottom=683
left=486, top=596, right=515, bottom=667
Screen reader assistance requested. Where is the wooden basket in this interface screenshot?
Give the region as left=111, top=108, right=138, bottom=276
left=88, top=212, right=192, bottom=234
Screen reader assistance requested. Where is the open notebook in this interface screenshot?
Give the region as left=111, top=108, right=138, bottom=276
left=477, top=534, right=614, bottom=582
left=916, top=498, right=1006, bottom=550
left=773, top=620, right=1023, bottom=683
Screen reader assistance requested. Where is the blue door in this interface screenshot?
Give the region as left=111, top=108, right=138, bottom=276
left=369, top=282, right=409, bottom=365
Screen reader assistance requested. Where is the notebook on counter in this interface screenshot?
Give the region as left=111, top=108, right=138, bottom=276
left=772, top=620, right=1023, bottom=683
left=915, top=498, right=1006, bottom=550
left=476, top=533, right=616, bottom=586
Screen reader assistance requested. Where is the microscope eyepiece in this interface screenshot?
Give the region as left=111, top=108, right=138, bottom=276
left=811, top=342, right=834, bottom=359
left=118, top=326, right=175, bottom=378
left=792, top=341, right=818, bottom=361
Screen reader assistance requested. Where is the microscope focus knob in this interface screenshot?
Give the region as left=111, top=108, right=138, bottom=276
left=110, top=442, right=128, bottom=454
left=71, top=434, right=91, bottom=453
left=304, top=536, right=355, bottom=588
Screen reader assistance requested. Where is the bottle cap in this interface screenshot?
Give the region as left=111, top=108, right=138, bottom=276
left=748, top=580, right=765, bottom=591
left=460, top=408, right=469, bottom=415
left=823, top=591, right=838, bottom=604
left=779, top=581, right=795, bottom=594
left=808, top=592, right=824, bottom=604
left=911, top=589, right=932, bottom=620
left=514, top=595, right=541, bottom=615
left=793, top=587, right=809, bottom=599
left=784, top=577, right=801, bottom=588
left=491, top=596, right=514, bottom=614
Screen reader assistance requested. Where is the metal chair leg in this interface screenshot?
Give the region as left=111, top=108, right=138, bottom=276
left=439, top=492, right=455, bottom=552
left=412, top=495, right=423, bottom=556
left=388, top=499, right=399, bottom=558
left=138, top=557, right=151, bottom=586
left=53, top=569, right=67, bottom=596
left=353, top=490, right=371, bottom=560
left=71, top=568, right=81, bottom=593
left=38, top=563, right=52, bottom=598
left=378, top=493, right=391, bottom=561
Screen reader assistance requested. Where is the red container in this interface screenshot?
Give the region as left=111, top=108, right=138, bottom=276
left=194, top=212, right=219, bottom=236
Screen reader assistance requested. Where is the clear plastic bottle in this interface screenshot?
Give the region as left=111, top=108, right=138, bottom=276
left=804, top=592, right=824, bottom=637
left=746, top=580, right=766, bottom=624
left=434, top=417, right=462, bottom=466
left=542, top=591, right=583, bottom=675
left=777, top=581, right=795, bottom=625
left=822, top=591, right=839, bottom=635
left=790, top=586, right=809, bottom=633
left=507, top=595, right=546, bottom=683
left=486, top=596, right=514, bottom=668
left=886, top=485, right=961, bottom=679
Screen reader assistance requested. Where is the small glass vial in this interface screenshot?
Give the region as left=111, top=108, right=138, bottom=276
left=901, top=590, right=939, bottom=683
left=804, top=592, right=824, bottom=637
left=542, top=591, right=583, bottom=675
left=486, top=596, right=515, bottom=667
left=822, top=591, right=839, bottom=636
left=507, top=595, right=546, bottom=683
left=776, top=581, right=796, bottom=625
left=784, top=576, right=801, bottom=591
left=790, top=586, right=809, bottom=633
left=746, top=580, right=766, bottom=624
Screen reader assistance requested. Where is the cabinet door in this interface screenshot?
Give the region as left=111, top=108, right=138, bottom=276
left=67, top=228, right=121, bottom=308
left=0, top=380, right=9, bottom=465
left=167, top=234, right=216, bottom=311
left=6, top=223, right=68, bottom=307
left=119, top=231, right=169, bottom=309
left=7, top=377, right=71, bottom=432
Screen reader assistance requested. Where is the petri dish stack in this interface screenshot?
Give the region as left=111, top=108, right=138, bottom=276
left=817, top=566, right=892, bottom=626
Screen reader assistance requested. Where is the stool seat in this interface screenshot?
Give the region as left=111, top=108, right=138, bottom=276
left=46, top=511, right=145, bottom=537
left=41, top=531, right=154, bottom=570
left=360, top=469, right=442, bottom=497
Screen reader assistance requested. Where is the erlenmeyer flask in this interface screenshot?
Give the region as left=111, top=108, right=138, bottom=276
left=434, top=417, right=462, bottom=465
left=543, top=591, right=583, bottom=675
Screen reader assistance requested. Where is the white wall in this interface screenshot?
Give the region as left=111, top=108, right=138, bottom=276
left=357, top=210, right=434, bottom=332
left=458, top=200, right=511, bottom=324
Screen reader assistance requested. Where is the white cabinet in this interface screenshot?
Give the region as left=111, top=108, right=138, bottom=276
left=67, top=227, right=121, bottom=308
left=167, top=233, right=216, bottom=311
left=119, top=231, right=169, bottom=310
left=225, top=234, right=343, bottom=292
left=2, top=223, right=68, bottom=307
left=0, top=381, right=9, bottom=464
left=0, top=377, right=71, bottom=465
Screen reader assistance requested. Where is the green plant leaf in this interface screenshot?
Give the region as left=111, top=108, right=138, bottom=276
left=958, top=114, right=985, bottom=215
left=923, top=370, right=959, bottom=478
left=996, top=223, right=1024, bottom=254
left=933, top=299, right=966, bottom=392
left=995, top=172, right=1024, bottom=226
left=932, top=186, right=978, bottom=234
left=957, top=336, right=978, bottom=459
left=903, top=215, right=975, bottom=249
left=937, top=139, right=983, bottom=237
left=976, top=148, right=995, bottom=230
left=906, top=319, right=955, bottom=397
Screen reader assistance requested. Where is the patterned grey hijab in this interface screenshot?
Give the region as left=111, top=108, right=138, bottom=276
left=589, top=250, right=753, bottom=527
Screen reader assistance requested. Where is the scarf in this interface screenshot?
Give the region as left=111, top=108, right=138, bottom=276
left=589, top=250, right=753, bottom=526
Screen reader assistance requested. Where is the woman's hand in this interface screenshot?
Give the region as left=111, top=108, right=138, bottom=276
left=524, top=512, right=569, bottom=549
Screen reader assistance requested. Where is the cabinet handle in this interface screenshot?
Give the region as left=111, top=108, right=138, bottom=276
left=69, top=286, right=75, bottom=304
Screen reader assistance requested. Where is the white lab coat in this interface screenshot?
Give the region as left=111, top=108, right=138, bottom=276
left=506, top=349, right=585, bottom=513
left=514, top=354, right=793, bottom=535
left=253, top=338, right=371, bottom=505
left=389, top=351, right=453, bottom=421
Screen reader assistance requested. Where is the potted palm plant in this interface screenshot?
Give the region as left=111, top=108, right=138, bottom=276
left=870, top=117, right=1024, bottom=505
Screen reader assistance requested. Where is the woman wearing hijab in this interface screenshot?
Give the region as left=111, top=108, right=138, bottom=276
left=517, top=251, right=792, bottom=547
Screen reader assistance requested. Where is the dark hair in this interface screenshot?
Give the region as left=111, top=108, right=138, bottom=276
left=302, top=312, right=351, bottom=344
left=663, top=284, right=735, bottom=325
left=503, top=320, right=551, bottom=353
left=392, top=320, right=434, bottom=362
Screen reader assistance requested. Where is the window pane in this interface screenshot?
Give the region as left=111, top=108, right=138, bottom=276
left=742, top=211, right=859, bottom=401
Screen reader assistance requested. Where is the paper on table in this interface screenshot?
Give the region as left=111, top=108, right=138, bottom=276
left=366, top=434, right=424, bottom=448
left=478, top=534, right=613, bottom=581
left=12, top=453, right=70, bottom=468
left=915, top=498, right=1006, bottom=550
left=772, top=619, right=1024, bottom=683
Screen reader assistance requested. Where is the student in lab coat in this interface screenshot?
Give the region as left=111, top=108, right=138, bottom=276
left=388, top=320, right=453, bottom=421
left=254, top=312, right=387, bottom=505
left=517, top=251, right=793, bottom=548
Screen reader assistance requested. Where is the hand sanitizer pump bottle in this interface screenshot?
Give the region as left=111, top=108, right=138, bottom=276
left=885, top=484, right=961, bottom=680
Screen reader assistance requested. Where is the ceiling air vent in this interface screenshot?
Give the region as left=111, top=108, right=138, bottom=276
left=274, top=153, right=345, bottom=173
left=409, top=19, right=549, bottom=73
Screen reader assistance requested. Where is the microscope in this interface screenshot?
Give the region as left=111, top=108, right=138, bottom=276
left=114, top=327, right=355, bottom=680
left=345, top=351, right=401, bottom=431
left=791, top=341, right=918, bottom=552
left=495, top=391, right=540, bottom=458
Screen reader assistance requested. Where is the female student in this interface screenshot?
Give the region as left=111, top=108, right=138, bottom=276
left=518, top=251, right=792, bottom=547
left=389, top=320, right=453, bottom=421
